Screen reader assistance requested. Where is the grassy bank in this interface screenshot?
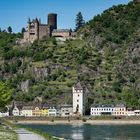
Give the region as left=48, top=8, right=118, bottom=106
left=0, top=123, right=18, bottom=140
left=1, top=118, right=61, bottom=140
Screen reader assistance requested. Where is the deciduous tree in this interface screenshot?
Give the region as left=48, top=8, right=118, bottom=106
left=0, top=82, right=14, bottom=108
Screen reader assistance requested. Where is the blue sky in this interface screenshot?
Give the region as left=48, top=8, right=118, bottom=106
left=0, top=0, right=130, bottom=32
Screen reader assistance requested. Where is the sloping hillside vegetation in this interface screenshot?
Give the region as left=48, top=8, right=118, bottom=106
left=0, top=1, right=140, bottom=109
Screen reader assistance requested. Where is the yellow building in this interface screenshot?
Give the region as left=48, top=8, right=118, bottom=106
left=41, top=104, right=49, bottom=116
left=41, top=108, right=49, bottom=116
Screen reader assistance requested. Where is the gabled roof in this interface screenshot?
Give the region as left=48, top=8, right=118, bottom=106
left=42, top=103, right=57, bottom=109
left=59, top=104, right=73, bottom=108
left=52, top=29, right=70, bottom=33
left=22, top=106, right=34, bottom=110
left=91, top=104, right=115, bottom=108
left=74, top=81, right=83, bottom=90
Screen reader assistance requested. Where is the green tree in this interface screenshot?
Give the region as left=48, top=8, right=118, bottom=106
left=0, top=82, right=14, bottom=108
left=7, top=26, right=12, bottom=34
left=75, top=12, right=85, bottom=31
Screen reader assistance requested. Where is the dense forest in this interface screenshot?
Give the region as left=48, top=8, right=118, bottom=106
left=0, top=1, right=140, bottom=109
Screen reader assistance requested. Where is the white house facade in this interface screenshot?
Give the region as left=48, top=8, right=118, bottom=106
left=21, top=106, right=33, bottom=117
left=48, top=107, right=57, bottom=117
left=91, top=104, right=126, bottom=116
left=60, top=105, right=73, bottom=117
left=0, top=112, right=9, bottom=117
left=134, top=110, right=140, bottom=116
left=90, top=105, right=114, bottom=116
left=12, top=106, right=20, bottom=116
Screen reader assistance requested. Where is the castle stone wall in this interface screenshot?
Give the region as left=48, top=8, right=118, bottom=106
left=39, top=25, right=49, bottom=39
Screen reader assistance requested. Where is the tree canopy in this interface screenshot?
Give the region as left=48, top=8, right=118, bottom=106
left=7, top=26, right=12, bottom=34
left=75, top=12, right=85, bottom=31
left=0, top=82, right=14, bottom=108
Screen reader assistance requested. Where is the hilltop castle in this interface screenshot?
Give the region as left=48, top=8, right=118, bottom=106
left=21, top=13, right=74, bottom=43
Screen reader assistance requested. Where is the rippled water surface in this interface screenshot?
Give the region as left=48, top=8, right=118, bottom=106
left=21, top=124, right=140, bottom=140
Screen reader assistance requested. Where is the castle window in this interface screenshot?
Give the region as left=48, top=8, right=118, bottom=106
left=30, top=33, right=35, bottom=35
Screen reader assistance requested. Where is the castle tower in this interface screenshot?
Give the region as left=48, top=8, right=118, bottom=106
left=72, top=81, right=86, bottom=116
left=48, top=13, right=57, bottom=30
left=34, top=18, right=39, bottom=40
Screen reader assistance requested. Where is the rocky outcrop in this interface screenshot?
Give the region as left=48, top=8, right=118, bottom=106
left=20, top=80, right=30, bottom=93
left=32, top=67, right=49, bottom=81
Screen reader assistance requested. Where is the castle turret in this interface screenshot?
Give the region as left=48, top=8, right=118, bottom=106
left=34, top=18, right=39, bottom=40
left=48, top=13, right=57, bottom=30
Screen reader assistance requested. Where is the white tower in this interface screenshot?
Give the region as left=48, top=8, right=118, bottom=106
left=72, top=82, right=86, bottom=116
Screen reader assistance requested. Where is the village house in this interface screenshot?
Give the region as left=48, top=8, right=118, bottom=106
left=21, top=106, right=33, bottom=117
left=48, top=106, right=61, bottom=117
left=90, top=103, right=126, bottom=116
left=112, top=104, right=126, bottom=116
left=0, top=107, right=9, bottom=117
left=41, top=104, right=49, bottom=116
left=32, top=106, right=42, bottom=117
left=126, top=108, right=135, bottom=116
left=134, top=110, right=140, bottom=116
left=90, top=104, right=114, bottom=116
left=12, top=105, right=21, bottom=116
left=60, top=104, right=73, bottom=117
left=0, top=111, right=9, bottom=117
left=48, top=107, right=57, bottom=116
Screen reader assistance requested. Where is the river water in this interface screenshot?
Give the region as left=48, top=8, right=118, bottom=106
left=21, top=124, right=140, bottom=140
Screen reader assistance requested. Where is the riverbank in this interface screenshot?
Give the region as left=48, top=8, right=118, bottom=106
left=15, top=128, right=46, bottom=140
left=14, top=119, right=140, bottom=125
left=0, top=123, right=18, bottom=140
left=1, top=118, right=60, bottom=140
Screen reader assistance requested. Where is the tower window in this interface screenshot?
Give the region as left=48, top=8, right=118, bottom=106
left=78, top=94, right=79, bottom=97
left=77, top=100, right=79, bottom=102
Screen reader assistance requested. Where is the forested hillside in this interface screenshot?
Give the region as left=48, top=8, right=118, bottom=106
left=0, top=0, right=140, bottom=109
